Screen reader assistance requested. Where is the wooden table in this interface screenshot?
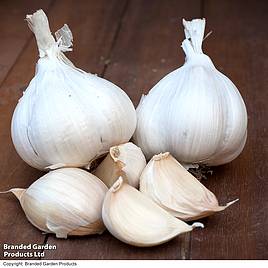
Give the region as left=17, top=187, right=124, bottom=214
left=0, top=0, right=267, bottom=260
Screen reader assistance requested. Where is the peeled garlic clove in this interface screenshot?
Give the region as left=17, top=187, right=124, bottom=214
left=11, top=10, right=136, bottom=170
left=94, top=142, right=146, bottom=188
left=133, top=18, right=247, bottom=166
left=5, top=168, right=107, bottom=238
left=102, top=177, right=204, bottom=247
left=140, top=152, right=238, bottom=221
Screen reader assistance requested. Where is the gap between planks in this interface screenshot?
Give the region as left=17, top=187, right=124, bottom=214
left=100, top=0, right=130, bottom=77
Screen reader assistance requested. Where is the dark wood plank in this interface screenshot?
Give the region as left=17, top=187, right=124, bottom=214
left=0, top=0, right=127, bottom=260
left=44, top=232, right=192, bottom=260
left=0, top=0, right=52, bottom=85
left=44, top=0, right=201, bottom=260
left=190, top=0, right=268, bottom=260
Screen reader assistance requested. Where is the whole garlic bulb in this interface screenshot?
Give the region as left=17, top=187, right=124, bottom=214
left=6, top=168, right=108, bottom=238
left=94, top=142, right=146, bottom=188
left=133, top=18, right=247, bottom=166
left=140, top=152, right=238, bottom=221
left=102, top=177, right=204, bottom=247
left=11, top=10, right=136, bottom=170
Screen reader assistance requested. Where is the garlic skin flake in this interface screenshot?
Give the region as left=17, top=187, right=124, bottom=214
left=7, top=168, right=108, bottom=238
left=102, top=177, right=204, bottom=247
left=11, top=10, right=136, bottom=170
left=94, top=142, right=146, bottom=188
left=133, top=18, right=247, bottom=166
left=140, top=152, right=238, bottom=221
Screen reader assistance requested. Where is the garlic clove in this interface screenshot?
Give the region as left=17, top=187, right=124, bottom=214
left=4, top=168, right=108, bottom=238
left=102, top=177, right=204, bottom=247
left=140, top=152, right=238, bottom=221
left=94, top=142, right=146, bottom=188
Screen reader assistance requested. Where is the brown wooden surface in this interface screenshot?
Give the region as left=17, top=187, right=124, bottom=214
left=0, top=0, right=267, bottom=260
left=0, top=0, right=52, bottom=84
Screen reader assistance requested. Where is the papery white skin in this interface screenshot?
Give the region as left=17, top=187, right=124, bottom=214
left=11, top=10, right=136, bottom=170
left=6, top=168, right=108, bottom=238
left=133, top=18, right=247, bottom=166
left=94, top=142, right=146, bottom=188
left=102, top=177, right=204, bottom=247
left=140, top=152, right=238, bottom=221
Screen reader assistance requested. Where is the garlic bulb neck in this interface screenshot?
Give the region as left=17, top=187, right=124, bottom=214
left=182, top=18, right=205, bottom=54
left=181, top=19, right=214, bottom=67
left=26, top=10, right=57, bottom=58
left=182, top=40, right=214, bottom=67
left=26, top=10, right=75, bottom=69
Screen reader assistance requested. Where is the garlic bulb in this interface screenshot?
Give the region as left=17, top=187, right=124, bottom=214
left=94, top=142, right=146, bottom=188
left=140, top=152, right=238, bottom=221
left=5, top=168, right=107, bottom=238
left=133, top=18, right=247, bottom=166
left=102, top=177, right=204, bottom=247
left=11, top=10, right=136, bottom=170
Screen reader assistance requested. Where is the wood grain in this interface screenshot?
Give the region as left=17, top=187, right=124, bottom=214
left=189, top=0, right=268, bottom=260
left=45, top=0, right=129, bottom=75
left=0, top=0, right=52, bottom=85
left=44, top=232, right=193, bottom=260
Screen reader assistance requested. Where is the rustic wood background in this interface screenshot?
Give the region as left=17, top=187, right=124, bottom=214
left=0, top=0, right=267, bottom=260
